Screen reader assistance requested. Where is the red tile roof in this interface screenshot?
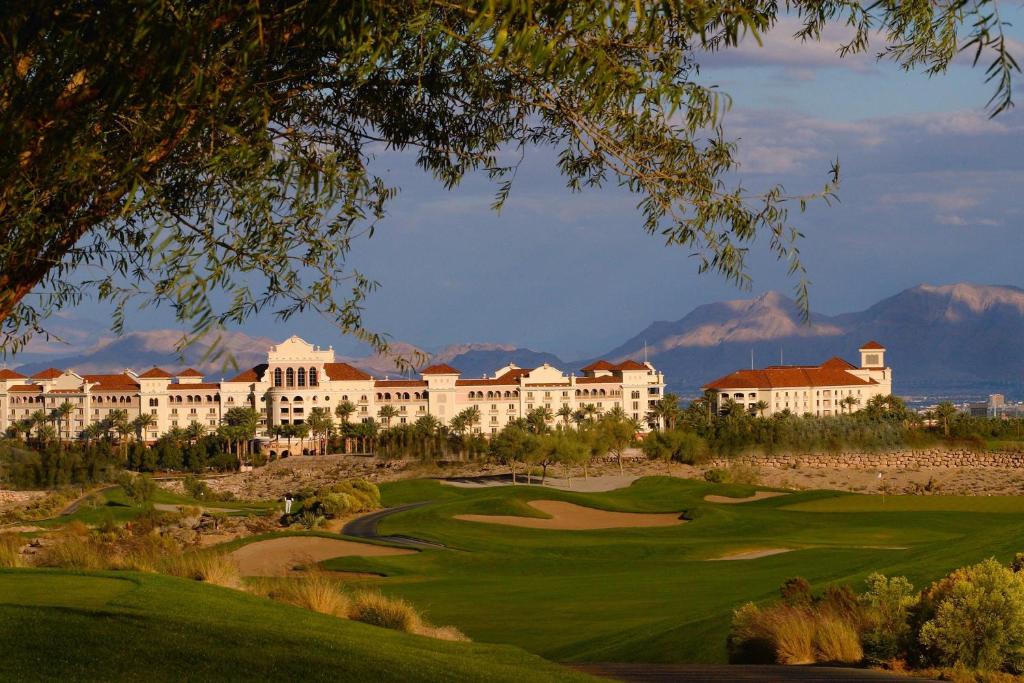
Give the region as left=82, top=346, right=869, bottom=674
left=420, top=363, right=460, bottom=375
left=581, top=360, right=616, bottom=372
left=177, top=368, right=204, bottom=377
left=616, top=360, right=647, bottom=371
left=138, top=367, right=173, bottom=379
left=456, top=368, right=531, bottom=386
left=323, top=363, right=372, bottom=381
left=167, top=383, right=221, bottom=390
left=9, top=385, right=42, bottom=392
left=820, top=356, right=856, bottom=370
left=703, top=363, right=874, bottom=390
left=860, top=340, right=885, bottom=350
left=228, top=364, right=268, bottom=383
left=374, top=379, right=428, bottom=388
left=0, top=369, right=26, bottom=380
left=83, top=374, right=140, bottom=390
left=31, top=368, right=63, bottom=380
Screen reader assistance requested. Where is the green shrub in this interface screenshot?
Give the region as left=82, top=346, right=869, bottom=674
left=117, top=472, right=156, bottom=506
left=182, top=474, right=214, bottom=500
left=860, top=573, right=916, bottom=665
left=918, top=559, right=1024, bottom=673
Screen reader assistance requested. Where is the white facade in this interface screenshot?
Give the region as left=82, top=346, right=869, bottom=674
left=0, top=336, right=666, bottom=443
left=703, top=342, right=893, bottom=417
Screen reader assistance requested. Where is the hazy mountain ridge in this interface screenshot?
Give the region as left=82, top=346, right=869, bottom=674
left=10, top=284, right=1024, bottom=395
left=599, top=283, right=1024, bottom=394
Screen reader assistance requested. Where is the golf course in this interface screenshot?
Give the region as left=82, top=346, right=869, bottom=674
left=4, top=475, right=1024, bottom=680
left=318, top=477, right=1024, bottom=664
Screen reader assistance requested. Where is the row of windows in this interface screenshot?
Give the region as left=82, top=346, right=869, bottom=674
left=272, top=367, right=319, bottom=388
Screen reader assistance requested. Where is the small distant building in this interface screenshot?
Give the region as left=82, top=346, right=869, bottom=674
left=702, top=341, right=893, bottom=417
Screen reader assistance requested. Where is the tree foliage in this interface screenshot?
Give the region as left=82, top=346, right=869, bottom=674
left=0, top=1, right=1016, bottom=360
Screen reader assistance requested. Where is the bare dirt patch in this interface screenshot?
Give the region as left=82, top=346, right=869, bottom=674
left=703, top=491, right=789, bottom=504
left=230, top=536, right=415, bottom=576
left=455, top=500, right=685, bottom=531
left=709, top=547, right=794, bottom=561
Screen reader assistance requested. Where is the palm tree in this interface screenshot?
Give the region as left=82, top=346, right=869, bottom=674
left=934, top=401, right=958, bottom=438
left=54, top=401, right=75, bottom=441
left=334, top=400, right=356, bottom=424
left=581, top=403, right=599, bottom=423
left=526, top=406, right=553, bottom=434
left=840, top=395, right=860, bottom=414
left=377, top=404, right=399, bottom=429
left=556, top=405, right=573, bottom=428
left=605, top=406, right=627, bottom=422
left=224, top=407, right=260, bottom=461
left=752, top=400, right=769, bottom=417
left=132, top=413, right=156, bottom=442
left=29, top=409, right=48, bottom=443
left=305, top=407, right=334, bottom=455
left=36, top=423, right=57, bottom=446
left=185, top=421, right=207, bottom=445
left=646, top=394, right=680, bottom=430
left=81, top=422, right=105, bottom=445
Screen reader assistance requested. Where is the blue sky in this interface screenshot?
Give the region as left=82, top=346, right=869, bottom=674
left=26, top=13, right=1024, bottom=361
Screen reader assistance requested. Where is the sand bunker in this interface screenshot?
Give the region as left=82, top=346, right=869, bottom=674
left=710, top=547, right=794, bottom=561
left=703, top=491, right=789, bottom=504
left=230, top=536, right=414, bottom=576
left=455, top=500, right=685, bottom=531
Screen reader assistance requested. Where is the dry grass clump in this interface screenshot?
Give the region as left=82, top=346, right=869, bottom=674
left=160, top=552, right=240, bottom=588
left=0, top=533, right=24, bottom=568
left=413, top=624, right=470, bottom=642
left=349, top=591, right=422, bottom=633
left=267, top=572, right=350, bottom=617
left=814, top=614, right=864, bottom=664
left=36, top=529, right=107, bottom=570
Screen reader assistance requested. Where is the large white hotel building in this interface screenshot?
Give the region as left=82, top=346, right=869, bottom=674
left=0, top=336, right=666, bottom=442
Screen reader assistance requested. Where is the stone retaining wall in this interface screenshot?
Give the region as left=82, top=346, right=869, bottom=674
left=708, top=449, right=1024, bottom=470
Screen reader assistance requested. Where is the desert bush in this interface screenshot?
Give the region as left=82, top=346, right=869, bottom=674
left=182, top=474, right=214, bottom=500
left=860, top=573, right=916, bottom=664
left=727, top=461, right=761, bottom=486
left=918, top=559, right=1024, bottom=673
left=703, top=468, right=728, bottom=484
left=350, top=591, right=422, bottom=634
left=0, top=488, right=82, bottom=523
left=117, top=472, right=157, bottom=506
left=296, top=510, right=325, bottom=529
left=267, top=572, right=350, bottom=617
left=160, top=552, right=239, bottom=588
left=780, top=577, right=812, bottom=606
left=0, top=533, right=23, bottom=567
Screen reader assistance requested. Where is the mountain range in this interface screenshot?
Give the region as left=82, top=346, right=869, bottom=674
left=9, top=283, right=1024, bottom=397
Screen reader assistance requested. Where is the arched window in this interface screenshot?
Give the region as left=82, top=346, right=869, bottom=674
left=280, top=396, right=289, bottom=403
left=297, top=367, right=306, bottom=387
left=414, top=392, right=421, bottom=400
left=384, top=393, right=391, bottom=400
left=273, top=368, right=283, bottom=387
left=376, top=393, right=383, bottom=400
left=403, top=392, right=410, bottom=400
left=214, top=394, right=220, bottom=402
left=309, top=368, right=318, bottom=386
left=206, top=395, right=214, bottom=402
left=286, top=368, right=295, bottom=387
left=293, top=396, right=303, bottom=402
left=360, top=395, right=367, bottom=402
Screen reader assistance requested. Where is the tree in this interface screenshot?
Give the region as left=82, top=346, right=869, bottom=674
left=641, top=429, right=706, bottom=474
left=334, top=400, right=356, bottom=425
left=223, top=406, right=260, bottom=461
left=131, top=413, right=156, bottom=443
left=752, top=401, right=770, bottom=418
left=647, top=394, right=681, bottom=430
left=377, top=405, right=399, bottom=429
left=548, top=432, right=590, bottom=487
left=840, top=395, right=860, bottom=414
left=490, top=424, right=535, bottom=485
left=599, top=414, right=638, bottom=475
left=185, top=421, right=207, bottom=445
left=556, top=405, right=574, bottom=428
left=934, top=401, right=958, bottom=438
left=4, top=2, right=1011, bottom=362
left=305, top=407, right=334, bottom=456
left=53, top=401, right=76, bottom=441
left=526, top=406, right=553, bottom=435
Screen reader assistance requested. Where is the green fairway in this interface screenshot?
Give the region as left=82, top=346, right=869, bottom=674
left=316, top=477, right=1024, bottom=664
left=0, top=569, right=594, bottom=682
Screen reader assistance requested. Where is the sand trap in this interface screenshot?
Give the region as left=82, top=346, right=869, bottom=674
left=704, top=491, right=789, bottom=504
left=710, top=547, right=794, bottom=561
left=230, top=536, right=414, bottom=576
left=455, top=500, right=685, bottom=531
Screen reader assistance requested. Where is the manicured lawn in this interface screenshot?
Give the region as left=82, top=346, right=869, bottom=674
left=0, top=569, right=595, bottom=683
left=317, top=477, right=1024, bottom=664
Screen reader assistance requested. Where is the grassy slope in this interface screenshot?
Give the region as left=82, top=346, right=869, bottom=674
left=317, top=477, right=1024, bottom=664
left=0, top=569, right=595, bottom=683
